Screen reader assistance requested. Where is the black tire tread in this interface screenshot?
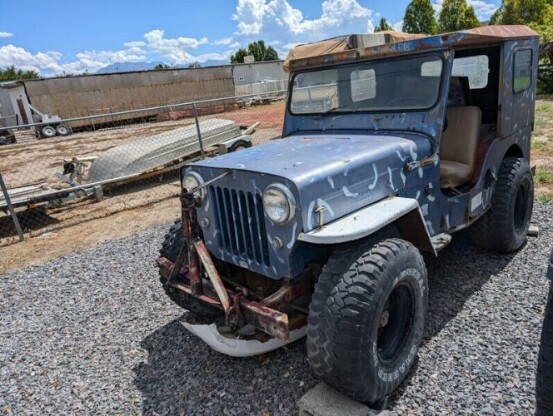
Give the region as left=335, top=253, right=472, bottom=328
left=307, top=238, right=427, bottom=402
left=471, top=157, right=533, bottom=252
left=159, top=218, right=220, bottom=318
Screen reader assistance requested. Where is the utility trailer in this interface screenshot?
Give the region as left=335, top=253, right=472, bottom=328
left=0, top=119, right=254, bottom=220
left=0, top=81, right=71, bottom=140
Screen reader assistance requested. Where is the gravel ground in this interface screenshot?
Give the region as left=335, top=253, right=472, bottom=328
left=1, top=203, right=552, bottom=415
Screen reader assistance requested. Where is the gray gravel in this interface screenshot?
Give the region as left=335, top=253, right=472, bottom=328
left=1, top=203, right=552, bottom=415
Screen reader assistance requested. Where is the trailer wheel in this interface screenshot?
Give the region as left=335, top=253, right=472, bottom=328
left=159, top=219, right=222, bottom=318
left=306, top=238, right=427, bottom=404
left=40, top=125, right=57, bottom=138
left=470, top=157, right=533, bottom=252
left=230, top=139, right=251, bottom=152
left=56, top=124, right=71, bottom=136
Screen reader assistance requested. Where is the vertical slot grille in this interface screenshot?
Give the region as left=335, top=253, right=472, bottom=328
left=210, top=185, right=270, bottom=267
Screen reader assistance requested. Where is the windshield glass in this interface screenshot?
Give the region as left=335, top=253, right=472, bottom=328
left=290, top=55, right=443, bottom=114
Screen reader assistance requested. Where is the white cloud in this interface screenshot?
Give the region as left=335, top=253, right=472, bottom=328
left=392, top=20, right=404, bottom=32
left=468, top=0, right=498, bottom=20
left=71, top=48, right=148, bottom=73
left=0, top=31, right=13, bottom=38
left=433, top=0, right=498, bottom=21
left=123, top=41, right=146, bottom=48
left=143, top=29, right=209, bottom=64
left=0, top=28, right=219, bottom=75
left=214, top=37, right=233, bottom=45
left=0, top=44, right=63, bottom=73
left=196, top=52, right=232, bottom=63
left=233, top=0, right=375, bottom=44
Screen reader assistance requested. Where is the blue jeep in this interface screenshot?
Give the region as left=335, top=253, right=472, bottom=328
left=157, top=25, right=539, bottom=403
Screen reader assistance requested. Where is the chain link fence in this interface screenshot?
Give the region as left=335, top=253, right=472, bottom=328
left=0, top=90, right=286, bottom=246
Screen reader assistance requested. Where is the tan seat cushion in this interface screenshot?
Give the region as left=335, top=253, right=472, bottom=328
left=440, top=161, right=473, bottom=188
left=440, top=106, right=482, bottom=189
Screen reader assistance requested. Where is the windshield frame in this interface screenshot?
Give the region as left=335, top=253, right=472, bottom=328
left=287, top=52, right=447, bottom=117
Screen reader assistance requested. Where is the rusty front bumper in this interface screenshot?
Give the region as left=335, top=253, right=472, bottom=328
left=157, top=251, right=293, bottom=341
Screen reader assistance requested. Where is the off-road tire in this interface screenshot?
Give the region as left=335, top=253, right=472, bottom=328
left=159, top=219, right=221, bottom=318
left=470, top=157, right=533, bottom=253
left=306, top=238, right=427, bottom=404
left=537, top=283, right=553, bottom=416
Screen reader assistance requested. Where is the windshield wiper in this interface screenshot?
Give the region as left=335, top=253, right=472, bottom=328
left=314, top=106, right=345, bottom=120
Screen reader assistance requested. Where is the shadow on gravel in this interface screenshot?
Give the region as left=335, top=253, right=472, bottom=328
left=134, top=317, right=316, bottom=415
left=388, top=230, right=517, bottom=407
left=135, top=232, right=518, bottom=414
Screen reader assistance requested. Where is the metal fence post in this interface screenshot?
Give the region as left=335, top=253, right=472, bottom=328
left=191, top=103, right=205, bottom=160
left=0, top=173, right=24, bottom=241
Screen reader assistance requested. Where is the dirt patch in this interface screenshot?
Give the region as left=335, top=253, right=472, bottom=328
left=0, top=197, right=180, bottom=275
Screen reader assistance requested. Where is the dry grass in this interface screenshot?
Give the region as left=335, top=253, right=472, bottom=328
left=532, top=97, right=553, bottom=202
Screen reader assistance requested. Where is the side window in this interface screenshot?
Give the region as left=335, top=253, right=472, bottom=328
left=513, top=49, right=532, bottom=93
left=452, top=55, right=489, bottom=89
left=350, top=69, right=376, bottom=102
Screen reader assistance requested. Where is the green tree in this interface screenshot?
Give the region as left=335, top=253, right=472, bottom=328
left=403, top=0, right=438, bottom=34
left=154, top=63, right=171, bottom=70
left=492, top=0, right=549, bottom=24
left=230, top=48, right=249, bottom=64
left=0, top=66, right=40, bottom=82
left=438, top=0, right=480, bottom=32
left=374, top=17, right=393, bottom=32
left=230, top=40, right=279, bottom=64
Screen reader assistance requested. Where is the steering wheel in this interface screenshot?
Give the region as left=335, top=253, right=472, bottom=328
left=386, top=97, right=423, bottom=108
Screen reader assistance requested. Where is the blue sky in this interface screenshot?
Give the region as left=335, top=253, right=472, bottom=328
left=0, top=0, right=501, bottom=75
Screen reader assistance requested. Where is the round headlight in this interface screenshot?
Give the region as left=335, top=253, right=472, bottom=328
left=183, top=172, right=206, bottom=201
left=262, top=184, right=296, bottom=225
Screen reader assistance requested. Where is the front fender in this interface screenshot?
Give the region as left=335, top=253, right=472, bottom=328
left=297, top=196, right=436, bottom=254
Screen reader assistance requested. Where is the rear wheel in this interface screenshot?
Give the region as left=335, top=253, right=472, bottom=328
left=470, top=157, right=533, bottom=252
left=306, top=238, right=427, bottom=404
left=56, top=124, right=71, bottom=136
left=159, top=219, right=221, bottom=318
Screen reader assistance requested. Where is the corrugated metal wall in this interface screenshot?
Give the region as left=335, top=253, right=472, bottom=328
left=22, top=66, right=235, bottom=119
left=232, top=61, right=287, bottom=86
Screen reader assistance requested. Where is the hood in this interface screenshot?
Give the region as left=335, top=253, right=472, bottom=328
left=195, top=133, right=429, bottom=181
left=192, top=133, right=431, bottom=231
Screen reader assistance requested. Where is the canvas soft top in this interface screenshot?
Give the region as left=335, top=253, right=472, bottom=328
left=283, top=31, right=425, bottom=72
left=285, top=25, right=538, bottom=72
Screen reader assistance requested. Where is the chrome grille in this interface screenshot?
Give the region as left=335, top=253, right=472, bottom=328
left=210, top=186, right=270, bottom=267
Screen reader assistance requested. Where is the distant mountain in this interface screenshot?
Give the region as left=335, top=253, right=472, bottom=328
left=201, top=59, right=230, bottom=67
left=95, top=59, right=231, bottom=74
left=95, top=61, right=165, bottom=74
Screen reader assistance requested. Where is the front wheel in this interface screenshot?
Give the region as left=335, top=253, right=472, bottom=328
left=159, top=219, right=221, bottom=318
left=306, top=238, right=427, bottom=404
left=470, top=157, right=533, bottom=253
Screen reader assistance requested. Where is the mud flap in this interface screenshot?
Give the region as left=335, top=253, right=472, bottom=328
left=182, top=322, right=307, bottom=357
